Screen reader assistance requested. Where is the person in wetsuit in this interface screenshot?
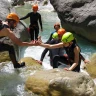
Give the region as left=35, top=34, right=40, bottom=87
left=52, top=31, right=89, bottom=70
left=40, top=32, right=65, bottom=66
left=39, top=23, right=62, bottom=64
left=0, top=13, right=38, bottom=68
left=20, top=4, right=43, bottom=40
left=38, top=32, right=86, bottom=72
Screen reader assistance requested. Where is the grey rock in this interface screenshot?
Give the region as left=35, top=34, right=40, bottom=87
left=50, top=0, right=96, bottom=42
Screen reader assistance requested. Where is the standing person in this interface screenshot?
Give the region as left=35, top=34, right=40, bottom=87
left=20, top=4, right=43, bottom=40
left=38, top=32, right=82, bottom=72
left=39, top=23, right=63, bottom=64
left=0, top=13, right=38, bottom=68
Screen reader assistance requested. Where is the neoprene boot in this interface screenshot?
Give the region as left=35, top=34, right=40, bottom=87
left=9, top=54, right=25, bottom=68
left=14, top=62, right=25, bottom=68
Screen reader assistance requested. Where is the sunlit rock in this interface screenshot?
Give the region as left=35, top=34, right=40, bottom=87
left=86, top=53, right=96, bottom=79
left=19, top=57, right=42, bottom=70
left=25, top=69, right=96, bottom=96
left=0, top=51, right=10, bottom=62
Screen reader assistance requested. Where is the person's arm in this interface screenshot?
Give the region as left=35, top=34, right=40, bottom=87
left=80, top=54, right=85, bottom=61
left=38, top=14, right=43, bottom=31
left=68, top=46, right=80, bottom=71
left=40, top=48, right=49, bottom=61
left=20, top=13, right=30, bottom=20
left=38, top=36, right=63, bottom=49
left=6, top=28, right=36, bottom=46
left=80, top=54, right=90, bottom=64
left=40, top=42, right=63, bottom=49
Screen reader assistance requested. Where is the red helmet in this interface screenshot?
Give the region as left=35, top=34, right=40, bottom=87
left=32, top=4, right=38, bottom=11
left=57, top=28, right=66, bottom=36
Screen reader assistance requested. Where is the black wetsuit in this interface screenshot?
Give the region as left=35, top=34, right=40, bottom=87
left=40, top=31, right=55, bottom=63
left=20, top=12, right=43, bottom=40
left=53, top=42, right=81, bottom=72
left=40, top=38, right=64, bottom=66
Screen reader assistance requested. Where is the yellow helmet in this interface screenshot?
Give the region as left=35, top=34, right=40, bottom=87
left=6, top=13, right=19, bottom=23
left=61, top=32, right=74, bottom=43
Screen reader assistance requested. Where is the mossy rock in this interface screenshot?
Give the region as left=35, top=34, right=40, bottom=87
left=0, top=51, right=10, bottom=63
left=86, top=53, right=96, bottom=78
left=19, top=57, right=42, bottom=70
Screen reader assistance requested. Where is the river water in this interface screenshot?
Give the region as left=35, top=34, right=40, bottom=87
left=0, top=2, right=96, bottom=96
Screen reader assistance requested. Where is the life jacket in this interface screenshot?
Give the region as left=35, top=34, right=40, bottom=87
left=64, top=41, right=81, bottom=72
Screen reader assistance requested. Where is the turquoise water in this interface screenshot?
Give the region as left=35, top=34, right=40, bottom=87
left=0, top=2, right=96, bottom=96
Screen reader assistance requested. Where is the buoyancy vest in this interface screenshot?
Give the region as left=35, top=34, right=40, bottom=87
left=64, top=42, right=81, bottom=72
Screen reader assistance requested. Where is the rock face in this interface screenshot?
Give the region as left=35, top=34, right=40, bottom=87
left=10, top=0, right=25, bottom=6
left=25, top=69, right=96, bottom=96
left=50, top=0, right=96, bottom=43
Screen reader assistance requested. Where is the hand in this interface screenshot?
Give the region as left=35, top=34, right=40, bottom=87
left=84, top=59, right=90, bottom=64
left=37, top=36, right=43, bottom=44
left=29, top=40, right=39, bottom=46
left=64, top=68, right=70, bottom=71
left=36, top=60, right=42, bottom=65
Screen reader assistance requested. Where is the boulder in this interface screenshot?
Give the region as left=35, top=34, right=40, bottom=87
left=19, top=57, right=42, bottom=70
left=0, top=51, right=10, bottom=62
left=50, top=0, right=96, bottom=43
left=86, top=53, right=96, bottom=79
left=25, top=69, right=96, bottom=96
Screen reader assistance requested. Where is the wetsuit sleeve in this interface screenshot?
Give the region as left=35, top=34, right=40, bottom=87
left=38, top=14, right=43, bottom=30
left=40, top=48, right=49, bottom=61
left=20, top=13, right=30, bottom=20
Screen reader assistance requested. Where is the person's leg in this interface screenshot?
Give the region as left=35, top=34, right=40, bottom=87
left=0, top=43, right=25, bottom=68
left=35, top=28, right=39, bottom=40
left=29, top=27, right=35, bottom=40
left=52, top=55, right=68, bottom=68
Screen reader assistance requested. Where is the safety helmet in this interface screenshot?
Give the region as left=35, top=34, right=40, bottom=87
left=61, top=32, right=74, bottom=43
left=6, top=13, right=19, bottom=23
left=54, top=23, right=60, bottom=28
left=32, top=4, right=38, bottom=11
left=52, top=32, right=58, bottom=39
left=57, top=28, right=66, bottom=36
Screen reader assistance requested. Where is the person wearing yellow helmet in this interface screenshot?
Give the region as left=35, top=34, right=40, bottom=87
left=0, top=13, right=38, bottom=68
left=38, top=32, right=83, bottom=72
left=20, top=4, right=43, bottom=40
left=38, top=23, right=63, bottom=65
